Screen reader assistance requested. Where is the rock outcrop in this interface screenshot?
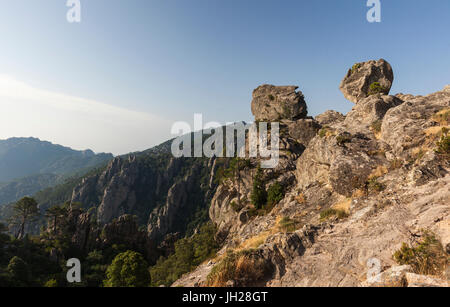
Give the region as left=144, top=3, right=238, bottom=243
left=285, top=118, right=321, bottom=146
left=381, top=86, right=450, bottom=160
left=315, top=110, right=345, bottom=126
left=96, top=156, right=140, bottom=224
left=51, top=59, right=448, bottom=288
left=251, top=85, right=307, bottom=121
left=71, top=151, right=217, bottom=242
left=100, top=215, right=149, bottom=251
left=340, top=59, right=394, bottom=103
left=174, top=60, right=449, bottom=288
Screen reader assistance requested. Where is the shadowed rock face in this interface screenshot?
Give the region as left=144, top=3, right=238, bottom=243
left=285, top=119, right=322, bottom=147
left=340, top=59, right=394, bottom=103
left=251, top=85, right=308, bottom=121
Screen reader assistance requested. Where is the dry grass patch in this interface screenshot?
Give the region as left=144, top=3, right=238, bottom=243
left=424, top=126, right=448, bottom=136
left=205, top=250, right=271, bottom=287
left=352, top=188, right=367, bottom=198
left=277, top=217, right=300, bottom=233
left=236, top=216, right=284, bottom=251
left=432, top=108, right=450, bottom=126
left=295, top=193, right=306, bottom=204
left=332, top=198, right=352, bottom=214
left=238, top=232, right=271, bottom=250
left=320, top=208, right=349, bottom=221
left=389, top=158, right=404, bottom=170
left=369, top=165, right=388, bottom=179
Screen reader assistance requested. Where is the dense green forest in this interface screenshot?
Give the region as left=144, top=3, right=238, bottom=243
left=0, top=196, right=217, bottom=287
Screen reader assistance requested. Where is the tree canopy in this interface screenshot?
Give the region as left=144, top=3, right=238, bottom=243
left=104, top=250, right=150, bottom=287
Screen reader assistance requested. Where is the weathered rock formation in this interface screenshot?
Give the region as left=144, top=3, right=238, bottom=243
left=251, top=85, right=307, bottom=121
left=340, top=59, right=394, bottom=103
left=174, top=60, right=449, bottom=288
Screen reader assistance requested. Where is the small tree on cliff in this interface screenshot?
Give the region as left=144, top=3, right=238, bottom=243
left=251, top=167, right=267, bottom=209
left=104, top=250, right=150, bottom=287
left=10, top=197, right=39, bottom=239
left=45, top=205, right=67, bottom=235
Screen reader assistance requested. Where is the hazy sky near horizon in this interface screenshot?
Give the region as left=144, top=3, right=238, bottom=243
left=0, top=0, right=449, bottom=155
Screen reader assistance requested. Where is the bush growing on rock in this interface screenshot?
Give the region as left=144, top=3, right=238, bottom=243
left=367, top=177, right=385, bottom=193
left=435, top=127, right=449, bottom=156
left=368, top=82, right=387, bottom=96
left=251, top=168, right=267, bottom=209
left=371, top=120, right=382, bottom=134
left=320, top=208, right=348, bottom=221
left=267, top=182, right=284, bottom=206
left=318, top=126, right=335, bottom=138
left=278, top=217, right=297, bottom=233
left=432, top=109, right=449, bottom=126
left=351, top=63, right=361, bottom=73
left=336, top=133, right=352, bottom=146
left=393, top=231, right=448, bottom=277
left=206, top=249, right=271, bottom=287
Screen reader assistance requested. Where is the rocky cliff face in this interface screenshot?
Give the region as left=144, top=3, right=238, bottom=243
left=174, top=59, right=449, bottom=287
left=70, top=150, right=216, bottom=243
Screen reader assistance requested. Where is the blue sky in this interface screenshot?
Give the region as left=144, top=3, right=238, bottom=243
left=0, top=0, right=449, bottom=154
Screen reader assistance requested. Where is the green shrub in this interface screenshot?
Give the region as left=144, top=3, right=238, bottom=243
left=336, top=133, right=352, bottom=146
left=319, top=126, right=335, bottom=138
left=267, top=182, right=284, bottom=206
left=268, top=94, right=275, bottom=101
left=104, top=250, right=150, bottom=287
left=367, top=177, right=385, bottom=192
left=320, top=208, right=349, bottom=221
left=368, top=82, right=387, bottom=96
left=371, top=120, right=382, bottom=133
left=251, top=168, right=267, bottom=209
left=351, top=63, right=361, bottom=73
left=393, top=231, right=448, bottom=276
left=7, top=256, right=31, bottom=286
left=150, top=223, right=218, bottom=287
left=435, top=128, right=449, bottom=156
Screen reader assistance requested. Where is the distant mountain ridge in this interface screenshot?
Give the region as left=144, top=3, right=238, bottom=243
left=0, top=137, right=113, bottom=205
left=0, top=137, right=113, bottom=183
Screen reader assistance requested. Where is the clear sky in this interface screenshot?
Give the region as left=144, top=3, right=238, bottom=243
left=0, top=0, right=449, bottom=155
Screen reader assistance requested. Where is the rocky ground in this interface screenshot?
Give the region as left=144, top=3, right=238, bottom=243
left=173, top=59, right=450, bottom=287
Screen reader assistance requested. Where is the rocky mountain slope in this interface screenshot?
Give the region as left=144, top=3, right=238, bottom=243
left=173, top=59, right=449, bottom=287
